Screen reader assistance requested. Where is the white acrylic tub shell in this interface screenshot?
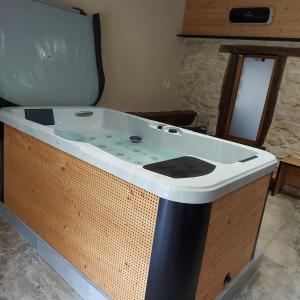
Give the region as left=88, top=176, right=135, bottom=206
left=0, top=107, right=277, bottom=204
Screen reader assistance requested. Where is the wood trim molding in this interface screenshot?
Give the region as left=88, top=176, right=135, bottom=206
left=216, top=55, right=239, bottom=138
left=219, top=45, right=300, bottom=57
left=223, top=55, right=245, bottom=140
left=258, top=56, right=287, bottom=145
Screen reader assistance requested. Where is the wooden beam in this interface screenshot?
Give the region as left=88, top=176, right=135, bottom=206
left=219, top=45, right=300, bottom=57
left=127, top=110, right=197, bottom=126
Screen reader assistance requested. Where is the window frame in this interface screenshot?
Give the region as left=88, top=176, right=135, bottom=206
left=223, top=54, right=278, bottom=146
left=216, top=46, right=288, bottom=148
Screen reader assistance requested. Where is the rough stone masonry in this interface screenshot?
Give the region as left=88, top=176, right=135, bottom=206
left=178, top=39, right=300, bottom=159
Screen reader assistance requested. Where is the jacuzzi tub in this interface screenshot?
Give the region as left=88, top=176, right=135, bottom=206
left=0, top=106, right=275, bottom=203
left=0, top=106, right=276, bottom=300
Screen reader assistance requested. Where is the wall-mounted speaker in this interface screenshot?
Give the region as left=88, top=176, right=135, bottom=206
left=229, top=7, right=275, bottom=24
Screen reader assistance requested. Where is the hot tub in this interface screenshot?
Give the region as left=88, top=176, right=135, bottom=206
left=0, top=106, right=276, bottom=300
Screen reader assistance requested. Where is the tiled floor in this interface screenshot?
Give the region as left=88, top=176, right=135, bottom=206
left=0, top=192, right=299, bottom=300
left=235, top=192, right=300, bottom=300
left=0, top=216, right=81, bottom=300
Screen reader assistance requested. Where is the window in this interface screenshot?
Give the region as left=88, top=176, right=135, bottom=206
left=225, top=55, right=276, bottom=145
left=217, top=46, right=287, bottom=148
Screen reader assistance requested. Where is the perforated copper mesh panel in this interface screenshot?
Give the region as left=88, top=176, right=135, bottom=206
left=4, top=125, right=159, bottom=300
left=196, top=175, right=270, bottom=300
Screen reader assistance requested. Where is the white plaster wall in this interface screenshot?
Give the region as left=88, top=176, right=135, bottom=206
left=52, top=0, right=186, bottom=112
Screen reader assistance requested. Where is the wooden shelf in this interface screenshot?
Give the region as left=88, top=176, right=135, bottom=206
left=177, top=34, right=300, bottom=42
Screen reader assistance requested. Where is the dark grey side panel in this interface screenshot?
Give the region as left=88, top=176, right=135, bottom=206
left=0, top=122, right=3, bottom=203
left=0, top=99, right=17, bottom=202
left=145, top=198, right=212, bottom=300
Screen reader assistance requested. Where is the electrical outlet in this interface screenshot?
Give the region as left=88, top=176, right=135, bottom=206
left=162, top=79, right=171, bottom=90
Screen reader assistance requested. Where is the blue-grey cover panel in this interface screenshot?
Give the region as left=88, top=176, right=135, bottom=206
left=0, top=0, right=99, bottom=106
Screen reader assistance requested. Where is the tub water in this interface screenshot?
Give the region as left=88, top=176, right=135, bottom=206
left=55, top=129, right=182, bottom=165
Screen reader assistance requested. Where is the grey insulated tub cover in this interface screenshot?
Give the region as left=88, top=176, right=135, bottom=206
left=0, top=0, right=105, bottom=106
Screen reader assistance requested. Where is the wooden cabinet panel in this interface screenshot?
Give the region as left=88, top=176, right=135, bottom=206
left=4, top=125, right=159, bottom=300
left=182, top=0, right=300, bottom=38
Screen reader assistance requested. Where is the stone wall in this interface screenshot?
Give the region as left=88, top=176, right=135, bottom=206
left=178, top=39, right=300, bottom=158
